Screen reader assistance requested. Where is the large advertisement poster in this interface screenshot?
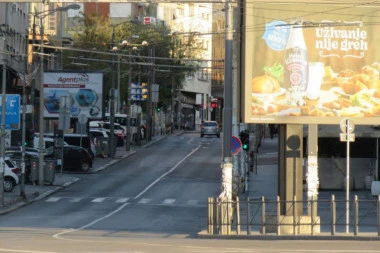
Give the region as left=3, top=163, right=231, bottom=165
left=243, top=2, right=380, bottom=125
left=43, top=72, right=103, bottom=119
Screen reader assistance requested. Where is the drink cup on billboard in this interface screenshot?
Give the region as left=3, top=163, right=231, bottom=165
left=306, top=62, right=324, bottom=100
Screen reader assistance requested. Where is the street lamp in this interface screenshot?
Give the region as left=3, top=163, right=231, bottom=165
left=116, top=38, right=148, bottom=151
left=34, top=3, right=80, bottom=186
left=110, top=20, right=139, bottom=155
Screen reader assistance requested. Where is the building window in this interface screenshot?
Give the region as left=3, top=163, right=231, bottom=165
left=198, top=68, right=209, bottom=81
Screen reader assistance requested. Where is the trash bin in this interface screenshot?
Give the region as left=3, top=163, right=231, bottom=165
left=95, top=137, right=109, bottom=157
left=44, top=159, right=56, bottom=185
left=29, top=158, right=56, bottom=185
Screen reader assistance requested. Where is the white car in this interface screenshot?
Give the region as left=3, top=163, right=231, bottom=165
left=4, top=157, right=20, bottom=192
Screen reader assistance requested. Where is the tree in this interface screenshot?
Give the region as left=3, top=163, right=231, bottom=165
left=65, top=13, right=203, bottom=111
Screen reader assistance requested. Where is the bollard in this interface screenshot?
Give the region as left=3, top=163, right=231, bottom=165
left=311, top=196, right=315, bottom=236
left=247, top=197, right=251, bottom=235
left=208, top=197, right=214, bottom=234
left=378, top=195, right=380, bottom=236
left=236, top=196, right=240, bottom=235
left=354, top=195, right=358, bottom=236
left=261, top=196, right=266, bottom=234
left=331, top=195, right=336, bottom=235
left=293, top=195, right=297, bottom=236
left=277, top=196, right=281, bottom=235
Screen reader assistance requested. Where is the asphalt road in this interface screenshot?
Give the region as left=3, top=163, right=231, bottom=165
left=1, top=132, right=380, bottom=252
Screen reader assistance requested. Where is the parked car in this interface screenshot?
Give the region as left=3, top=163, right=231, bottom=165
left=46, top=145, right=92, bottom=172
left=90, top=124, right=125, bottom=146
left=3, top=157, right=20, bottom=192
left=5, top=150, right=38, bottom=184
left=6, top=146, right=40, bottom=155
left=101, top=122, right=126, bottom=139
left=200, top=121, right=220, bottom=138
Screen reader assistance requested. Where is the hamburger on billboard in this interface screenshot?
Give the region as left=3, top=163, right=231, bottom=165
left=243, top=2, right=380, bottom=125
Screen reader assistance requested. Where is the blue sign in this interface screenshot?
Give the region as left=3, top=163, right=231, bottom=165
left=130, top=82, right=148, bottom=101
left=262, top=20, right=289, bottom=51
left=0, top=94, right=20, bottom=130
left=231, top=135, right=242, bottom=155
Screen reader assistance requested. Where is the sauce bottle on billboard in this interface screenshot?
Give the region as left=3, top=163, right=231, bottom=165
left=284, top=21, right=308, bottom=105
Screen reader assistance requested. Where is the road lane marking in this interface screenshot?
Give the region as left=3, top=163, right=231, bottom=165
left=53, top=146, right=201, bottom=240
left=53, top=203, right=129, bottom=239
left=69, top=198, right=82, bottom=203
left=133, top=145, right=201, bottom=199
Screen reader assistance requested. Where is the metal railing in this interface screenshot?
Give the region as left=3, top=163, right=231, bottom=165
left=208, top=195, right=380, bottom=236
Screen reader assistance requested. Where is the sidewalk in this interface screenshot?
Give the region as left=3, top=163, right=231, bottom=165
left=0, top=133, right=168, bottom=214
left=246, top=136, right=278, bottom=199
left=240, top=134, right=379, bottom=240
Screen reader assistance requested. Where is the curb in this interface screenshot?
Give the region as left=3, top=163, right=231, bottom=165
left=197, top=230, right=380, bottom=241
left=0, top=177, right=80, bottom=215
left=0, top=133, right=174, bottom=214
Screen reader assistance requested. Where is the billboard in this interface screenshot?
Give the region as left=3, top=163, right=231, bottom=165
left=43, top=72, right=103, bottom=119
left=243, top=2, right=380, bottom=125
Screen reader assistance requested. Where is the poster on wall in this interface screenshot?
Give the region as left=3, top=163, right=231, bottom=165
left=43, top=72, right=103, bottom=119
left=243, top=1, right=380, bottom=125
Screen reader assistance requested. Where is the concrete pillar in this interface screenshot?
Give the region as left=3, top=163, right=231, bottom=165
left=307, top=124, right=319, bottom=215
left=279, top=124, right=303, bottom=216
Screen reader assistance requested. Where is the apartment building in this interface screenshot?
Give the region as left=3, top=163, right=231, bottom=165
left=0, top=2, right=29, bottom=89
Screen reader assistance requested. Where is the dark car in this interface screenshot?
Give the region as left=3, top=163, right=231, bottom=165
left=46, top=145, right=92, bottom=172
left=200, top=121, right=220, bottom=138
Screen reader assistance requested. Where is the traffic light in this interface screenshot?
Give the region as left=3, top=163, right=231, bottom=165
left=240, top=130, right=249, bottom=151
left=157, top=102, right=163, bottom=112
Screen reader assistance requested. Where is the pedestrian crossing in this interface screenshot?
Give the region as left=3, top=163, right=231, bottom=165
left=43, top=196, right=206, bottom=207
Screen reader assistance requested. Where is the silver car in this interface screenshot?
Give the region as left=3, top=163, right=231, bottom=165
left=200, top=121, right=220, bottom=138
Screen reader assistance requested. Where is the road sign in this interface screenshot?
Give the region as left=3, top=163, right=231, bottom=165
left=340, top=133, right=355, bottom=142
left=0, top=94, right=20, bottom=130
left=231, top=135, right=242, bottom=155
left=340, top=118, right=355, bottom=133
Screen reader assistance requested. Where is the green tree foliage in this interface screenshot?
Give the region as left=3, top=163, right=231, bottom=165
left=66, top=13, right=204, bottom=107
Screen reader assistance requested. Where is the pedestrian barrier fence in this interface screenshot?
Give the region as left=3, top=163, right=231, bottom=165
left=208, top=195, right=380, bottom=236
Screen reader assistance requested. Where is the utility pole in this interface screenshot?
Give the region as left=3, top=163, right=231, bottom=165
left=219, top=0, right=233, bottom=234
left=38, top=13, right=45, bottom=186
left=126, top=48, right=131, bottom=151
left=109, top=26, right=116, bottom=157
left=146, top=46, right=152, bottom=141
left=0, top=60, right=6, bottom=207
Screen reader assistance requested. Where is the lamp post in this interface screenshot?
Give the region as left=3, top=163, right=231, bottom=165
left=109, top=21, right=139, bottom=152
left=119, top=38, right=147, bottom=150
left=34, top=4, right=80, bottom=185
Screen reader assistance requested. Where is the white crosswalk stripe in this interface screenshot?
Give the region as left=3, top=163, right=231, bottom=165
left=70, top=198, right=82, bottom=203
left=91, top=198, right=106, bottom=203
left=138, top=198, right=151, bottom=204
left=187, top=200, right=199, bottom=205
left=46, top=197, right=61, bottom=202
left=115, top=198, right=130, bottom=203
left=162, top=199, right=176, bottom=205
left=43, top=197, right=203, bottom=206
